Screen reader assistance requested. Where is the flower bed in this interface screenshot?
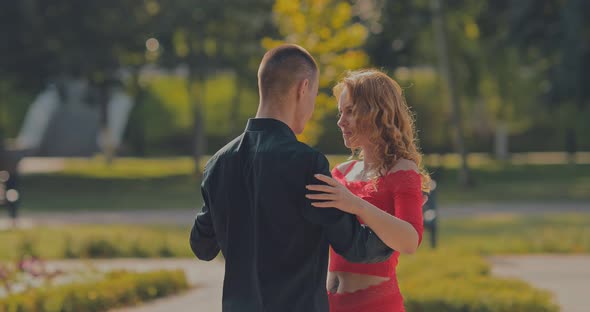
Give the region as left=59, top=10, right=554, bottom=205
left=0, top=269, right=188, bottom=312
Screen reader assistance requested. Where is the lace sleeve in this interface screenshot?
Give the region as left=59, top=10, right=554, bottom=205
left=389, top=171, right=424, bottom=245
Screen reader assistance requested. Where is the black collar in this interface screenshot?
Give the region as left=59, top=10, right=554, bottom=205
left=245, top=118, right=297, bottom=140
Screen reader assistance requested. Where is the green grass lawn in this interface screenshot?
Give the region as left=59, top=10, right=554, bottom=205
left=438, top=213, right=590, bottom=254
left=0, top=224, right=192, bottom=261
left=19, top=157, right=201, bottom=212
left=432, top=163, right=590, bottom=203
left=14, top=156, right=590, bottom=212
left=20, top=174, right=201, bottom=212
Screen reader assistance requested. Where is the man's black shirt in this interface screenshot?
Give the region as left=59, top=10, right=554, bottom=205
left=190, top=118, right=392, bottom=312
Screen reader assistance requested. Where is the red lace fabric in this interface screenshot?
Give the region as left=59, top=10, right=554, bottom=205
left=328, top=161, right=424, bottom=312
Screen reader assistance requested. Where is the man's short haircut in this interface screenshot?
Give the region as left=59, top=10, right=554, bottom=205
left=258, top=44, right=318, bottom=99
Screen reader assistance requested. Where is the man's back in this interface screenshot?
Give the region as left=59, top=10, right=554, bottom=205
left=204, top=119, right=331, bottom=311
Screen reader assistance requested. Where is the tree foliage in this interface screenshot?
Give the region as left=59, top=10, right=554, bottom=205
left=263, top=0, right=369, bottom=145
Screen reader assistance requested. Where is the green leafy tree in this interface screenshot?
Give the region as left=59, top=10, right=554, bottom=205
left=155, top=0, right=274, bottom=172
left=508, top=0, right=590, bottom=151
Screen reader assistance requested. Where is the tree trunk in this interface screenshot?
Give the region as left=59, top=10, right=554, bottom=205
left=131, top=69, right=146, bottom=156
left=188, top=67, right=207, bottom=177
left=0, top=136, right=5, bottom=169
left=565, top=127, right=577, bottom=165
left=494, top=121, right=509, bottom=161
left=98, top=84, right=114, bottom=164
left=430, top=0, right=472, bottom=186
left=0, top=82, right=5, bottom=156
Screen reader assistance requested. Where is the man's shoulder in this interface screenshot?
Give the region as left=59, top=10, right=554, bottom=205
left=219, top=135, right=243, bottom=154
left=291, top=140, right=322, bottom=155
left=205, top=135, right=243, bottom=167
left=287, top=141, right=329, bottom=163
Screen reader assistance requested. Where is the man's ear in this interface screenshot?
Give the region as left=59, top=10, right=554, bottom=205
left=297, top=79, right=310, bottom=99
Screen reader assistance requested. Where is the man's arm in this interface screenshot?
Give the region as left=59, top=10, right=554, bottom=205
left=302, top=153, right=393, bottom=263
left=326, top=217, right=393, bottom=263
left=189, top=181, right=220, bottom=261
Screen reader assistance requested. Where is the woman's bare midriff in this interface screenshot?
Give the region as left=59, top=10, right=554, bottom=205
left=327, top=271, right=390, bottom=294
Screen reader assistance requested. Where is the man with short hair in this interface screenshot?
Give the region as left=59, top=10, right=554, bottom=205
left=190, top=44, right=391, bottom=312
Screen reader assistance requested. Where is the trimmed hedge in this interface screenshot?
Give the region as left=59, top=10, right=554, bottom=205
left=404, top=276, right=559, bottom=312
left=0, top=270, right=189, bottom=312
left=399, top=251, right=559, bottom=312
left=2, top=228, right=190, bottom=261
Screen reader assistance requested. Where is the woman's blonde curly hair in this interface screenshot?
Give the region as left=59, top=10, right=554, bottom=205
left=333, top=69, right=431, bottom=192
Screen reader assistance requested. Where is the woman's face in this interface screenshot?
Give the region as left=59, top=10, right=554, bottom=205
left=337, top=88, right=367, bottom=149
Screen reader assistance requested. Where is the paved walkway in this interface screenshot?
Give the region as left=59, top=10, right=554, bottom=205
left=7, top=201, right=590, bottom=228
left=490, top=255, right=590, bottom=312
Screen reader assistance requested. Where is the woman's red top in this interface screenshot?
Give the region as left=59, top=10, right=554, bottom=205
left=329, top=161, right=424, bottom=277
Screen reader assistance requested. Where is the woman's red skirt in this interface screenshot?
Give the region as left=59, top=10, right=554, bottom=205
left=328, top=278, right=404, bottom=312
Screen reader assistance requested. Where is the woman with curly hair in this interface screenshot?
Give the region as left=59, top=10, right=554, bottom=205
left=306, top=69, right=430, bottom=312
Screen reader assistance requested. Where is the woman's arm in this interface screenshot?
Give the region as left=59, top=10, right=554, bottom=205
left=306, top=174, right=422, bottom=254
left=354, top=194, right=420, bottom=254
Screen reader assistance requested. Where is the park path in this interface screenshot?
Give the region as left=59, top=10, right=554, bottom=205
left=6, top=201, right=589, bottom=228
left=490, top=255, right=590, bottom=312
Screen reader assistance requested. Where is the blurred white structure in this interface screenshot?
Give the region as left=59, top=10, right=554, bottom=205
left=15, top=84, right=61, bottom=150
left=15, top=79, right=134, bottom=157
left=97, top=89, right=134, bottom=154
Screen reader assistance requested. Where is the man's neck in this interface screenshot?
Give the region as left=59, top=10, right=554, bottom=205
left=256, top=100, right=296, bottom=132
